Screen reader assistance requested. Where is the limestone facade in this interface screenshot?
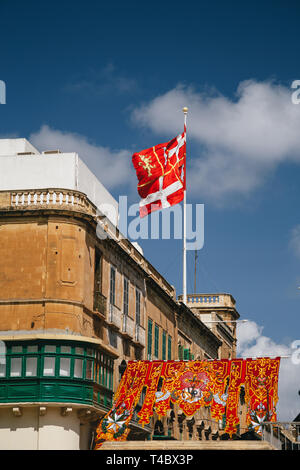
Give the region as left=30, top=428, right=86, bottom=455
left=0, top=185, right=241, bottom=448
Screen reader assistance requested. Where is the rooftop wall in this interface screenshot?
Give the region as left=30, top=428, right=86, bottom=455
left=0, top=139, right=118, bottom=226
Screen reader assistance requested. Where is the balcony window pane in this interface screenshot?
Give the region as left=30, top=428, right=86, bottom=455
left=168, top=335, right=172, bottom=360
left=59, top=357, right=71, bottom=377
left=60, top=346, right=71, bottom=354
left=94, top=362, right=99, bottom=383
left=162, top=331, right=166, bottom=360
left=75, top=347, right=84, bottom=355
left=123, top=277, right=129, bottom=316
left=147, top=319, right=153, bottom=360
left=26, top=357, right=37, bottom=377
left=10, top=357, right=22, bottom=377
left=109, top=370, right=113, bottom=389
left=94, top=251, right=102, bottom=308
left=154, top=324, right=159, bottom=359
left=44, top=345, right=56, bottom=353
left=11, top=346, right=22, bottom=353
left=86, top=359, right=93, bottom=380
left=135, top=289, right=141, bottom=325
left=0, top=362, right=6, bottom=377
left=108, top=329, right=118, bottom=349
left=27, top=345, right=38, bottom=353
left=74, top=359, right=83, bottom=378
left=100, top=364, right=104, bottom=384
left=43, top=357, right=55, bottom=376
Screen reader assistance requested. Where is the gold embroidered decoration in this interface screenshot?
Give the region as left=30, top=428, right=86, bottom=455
left=244, top=357, right=280, bottom=434
left=93, top=357, right=281, bottom=448
left=137, top=361, right=165, bottom=426
left=138, top=154, right=156, bottom=177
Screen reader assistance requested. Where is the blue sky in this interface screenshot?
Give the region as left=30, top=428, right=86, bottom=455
left=1, top=0, right=300, bottom=418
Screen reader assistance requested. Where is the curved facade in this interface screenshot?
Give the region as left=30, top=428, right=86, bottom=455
left=0, top=140, right=240, bottom=449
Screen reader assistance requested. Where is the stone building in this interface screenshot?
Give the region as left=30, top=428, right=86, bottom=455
left=182, top=293, right=239, bottom=359
left=0, top=139, right=241, bottom=449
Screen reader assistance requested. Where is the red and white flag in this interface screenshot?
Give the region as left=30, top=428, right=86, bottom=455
left=132, top=129, right=186, bottom=217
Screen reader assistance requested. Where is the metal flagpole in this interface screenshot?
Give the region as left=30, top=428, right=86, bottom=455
left=194, top=250, right=198, bottom=293
left=182, top=107, right=188, bottom=304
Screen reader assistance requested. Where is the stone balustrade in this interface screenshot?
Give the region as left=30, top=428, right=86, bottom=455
left=93, top=292, right=107, bottom=317
left=179, top=293, right=236, bottom=309
left=6, top=188, right=96, bottom=216
left=122, top=314, right=135, bottom=338
left=108, top=304, right=122, bottom=330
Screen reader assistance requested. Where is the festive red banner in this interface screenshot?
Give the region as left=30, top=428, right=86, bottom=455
left=244, top=357, right=281, bottom=434
left=93, top=357, right=280, bottom=449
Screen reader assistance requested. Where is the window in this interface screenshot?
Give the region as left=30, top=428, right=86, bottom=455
left=87, top=348, right=94, bottom=357
left=108, top=329, right=118, bottom=349
left=135, top=289, right=141, bottom=325
left=94, top=250, right=102, bottom=292
left=178, top=344, right=183, bottom=360
left=0, top=363, right=5, bottom=377
left=183, top=347, right=190, bottom=360
left=75, top=347, right=84, bottom=355
left=59, top=357, right=71, bottom=376
left=110, top=266, right=116, bottom=305
left=154, top=324, right=159, bottom=359
left=86, top=359, right=93, bottom=380
left=74, top=358, right=83, bottom=378
left=168, top=335, right=172, bottom=360
left=94, top=250, right=102, bottom=311
left=45, top=345, right=56, bottom=353
left=43, top=357, right=55, bottom=376
left=0, top=342, right=114, bottom=391
left=10, top=357, right=22, bottom=377
left=147, top=319, right=153, bottom=360
left=25, top=357, right=38, bottom=377
left=123, top=339, right=130, bottom=357
left=162, top=330, right=166, bottom=360
left=108, top=367, right=113, bottom=390
left=124, top=277, right=129, bottom=316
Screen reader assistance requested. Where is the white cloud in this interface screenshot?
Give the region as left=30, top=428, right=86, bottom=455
left=236, top=320, right=263, bottom=352
left=29, top=125, right=134, bottom=191
left=237, top=320, right=300, bottom=421
left=132, top=80, right=300, bottom=203
left=29, top=80, right=300, bottom=205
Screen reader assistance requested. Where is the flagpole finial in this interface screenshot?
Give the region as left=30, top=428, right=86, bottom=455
left=182, top=107, right=188, bottom=114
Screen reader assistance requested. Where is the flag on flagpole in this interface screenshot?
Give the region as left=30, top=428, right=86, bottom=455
left=132, top=130, right=186, bottom=217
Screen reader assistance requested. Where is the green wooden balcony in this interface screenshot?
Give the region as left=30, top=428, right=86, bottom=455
left=0, top=340, right=114, bottom=409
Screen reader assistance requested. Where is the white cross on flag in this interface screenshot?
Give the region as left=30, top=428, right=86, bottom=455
left=132, top=129, right=186, bottom=217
